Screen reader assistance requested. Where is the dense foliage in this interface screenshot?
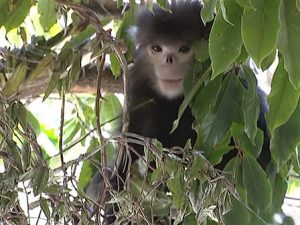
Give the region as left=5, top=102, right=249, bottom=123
left=0, top=0, right=300, bottom=224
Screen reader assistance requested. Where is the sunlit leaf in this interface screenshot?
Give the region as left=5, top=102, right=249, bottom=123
left=209, top=0, right=243, bottom=78
left=100, top=93, right=122, bottom=134
left=277, top=0, right=300, bottom=89
left=242, top=155, right=272, bottom=210
left=267, top=58, right=300, bottom=136
left=38, top=0, right=56, bottom=31
left=241, top=0, right=281, bottom=67
left=4, top=0, right=32, bottom=31
left=3, top=63, right=28, bottom=98
left=157, top=0, right=168, bottom=9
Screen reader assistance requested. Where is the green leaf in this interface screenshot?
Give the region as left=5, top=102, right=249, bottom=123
left=267, top=58, right=300, bottom=136
left=235, top=0, right=254, bottom=8
left=28, top=54, right=55, bottom=82
left=297, top=0, right=300, bottom=11
left=109, top=53, right=122, bottom=77
left=235, top=45, right=249, bottom=65
left=231, top=123, right=263, bottom=158
left=193, top=39, right=210, bottom=62
left=242, top=66, right=260, bottom=142
left=3, top=63, right=28, bottom=98
left=172, top=65, right=211, bottom=132
left=183, top=213, right=197, bottom=225
left=271, top=100, right=300, bottom=164
left=4, top=0, right=32, bottom=31
left=38, top=0, right=56, bottom=31
left=63, top=119, right=80, bottom=144
left=191, top=76, right=222, bottom=123
left=270, top=175, right=287, bottom=212
left=224, top=198, right=249, bottom=225
left=157, top=0, right=168, bottom=9
left=40, top=197, right=51, bottom=219
left=201, top=0, right=217, bottom=24
left=167, top=169, right=185, bottom=209
left=241, top=0, right=281, bottom=67
left=100, top=93, right=122, bottom=134
left=196, top=74, right=243, bottom=150
left=15, top=101, right=27, bottom=130
left=7, top=140, right=23, bottom=172
left=32, top=166, right=49, bottom=196
left=209, top=0, right=243, bottom=78
left=277, top=0, right=300, bottom=89
left=78, top=138, right=100, bottom=190
left=261, top=50, right=276, bottom=71
left=242, top=155, right=272, bottom=210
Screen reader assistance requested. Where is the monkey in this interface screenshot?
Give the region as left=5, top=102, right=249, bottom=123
left=86, top=1, right=271, bottom=223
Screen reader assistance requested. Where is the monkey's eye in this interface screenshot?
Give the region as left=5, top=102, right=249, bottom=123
left=151, top=45, right=163, bottom=52
left=178, top=45, right=190, bottom=53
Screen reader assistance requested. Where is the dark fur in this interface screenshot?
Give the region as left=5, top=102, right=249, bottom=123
left=135, top=1, right=210, bottom=45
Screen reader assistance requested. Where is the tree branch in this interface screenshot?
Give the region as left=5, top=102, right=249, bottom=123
left=14, top=65, right=123, bottom=99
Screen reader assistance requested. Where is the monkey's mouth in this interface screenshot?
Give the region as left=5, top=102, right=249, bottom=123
left=159, top=78, right=183, bottom=84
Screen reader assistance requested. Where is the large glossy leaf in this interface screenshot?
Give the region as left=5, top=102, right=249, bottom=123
left=271, top=100, right=300, bottom=164
left=242, top=66, right=260, bottom=142
left=38, top=0, right=56, bottom=31
left=242, top=155, right=272, bottom=210
left=267, top=58, right=300, bottom=136
left=241, top=0, right=281, bottom=67
left=4, top=0, right=32, bottom=31
left=196, top=74, right=243, bottom=150
left=209, top=0, right=243, bottom=78
left=277, top=0, right=300, bottom=89
left=3, top=63, right=28, bottom=98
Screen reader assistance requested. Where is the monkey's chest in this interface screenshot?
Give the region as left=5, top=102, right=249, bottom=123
left=129, top=100, right=196, bottom=148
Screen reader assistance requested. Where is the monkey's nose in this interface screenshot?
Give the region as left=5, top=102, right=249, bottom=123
left=166, top=55, right=173, bottom=64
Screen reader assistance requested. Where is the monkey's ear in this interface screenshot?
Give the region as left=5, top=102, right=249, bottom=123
left=128, top=26, right=138, bottom=43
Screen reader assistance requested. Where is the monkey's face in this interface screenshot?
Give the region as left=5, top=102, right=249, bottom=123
left=147, top=41, right=194, bottom=98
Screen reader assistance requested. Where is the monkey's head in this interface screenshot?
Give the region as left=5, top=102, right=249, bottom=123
left=134, top=1, right=210, bottom=98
